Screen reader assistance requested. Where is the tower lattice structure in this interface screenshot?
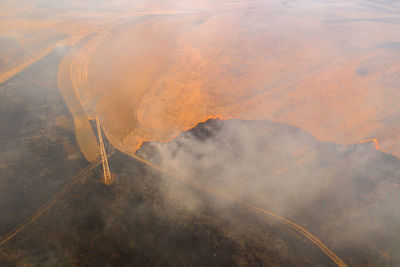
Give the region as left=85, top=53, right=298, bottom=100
left=95, top=116, right=113, bottom=185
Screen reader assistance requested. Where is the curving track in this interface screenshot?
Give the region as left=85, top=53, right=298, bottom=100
left=0, top=152, right=113, bottom=248
left=0, top=150, right=347, bottom=266
left=131, top=154, right=348, bottom=267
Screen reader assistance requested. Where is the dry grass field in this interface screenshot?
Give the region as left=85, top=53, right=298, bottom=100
left=57, top=36, right=100, bottom=162
left=1, top=1, right=400, bottom=266
left=3, top=1, right=399, bottom=158
left=66, top=2, right=400, bottom=160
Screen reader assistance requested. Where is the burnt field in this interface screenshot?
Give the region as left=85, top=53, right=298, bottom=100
left=139, top=118, right=400, bottom=266
left=0, top=46, right=325, bottom=266
left=0, top=47, right=87, bottom=240
left=0, top=47, right=331, bottom=266
left=1, top=1, right=400, bottom=266
left=0, top=46, right=399, bottom=266
left=1, top=149, right=337, bottom=266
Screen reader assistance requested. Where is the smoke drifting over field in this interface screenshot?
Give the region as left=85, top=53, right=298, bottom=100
left=138, top=119, right=400, bottom=265
left=1, top=0, right=400, bottom=266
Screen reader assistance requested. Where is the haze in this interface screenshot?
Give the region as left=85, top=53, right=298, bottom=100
left=1, top=0, right=400, bottom=266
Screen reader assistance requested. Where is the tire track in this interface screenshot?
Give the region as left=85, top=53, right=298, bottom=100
left=0, top=152, right=113, bottom=247
left=132, top=154, right=348, bottom=267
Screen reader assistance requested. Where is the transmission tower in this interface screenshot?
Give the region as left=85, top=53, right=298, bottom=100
left=95, top=116, right=113, bottom=185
